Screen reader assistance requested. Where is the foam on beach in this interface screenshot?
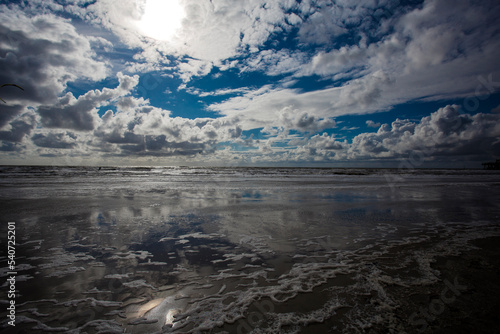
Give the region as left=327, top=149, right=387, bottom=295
left=6, top=221, right=497, bottom=333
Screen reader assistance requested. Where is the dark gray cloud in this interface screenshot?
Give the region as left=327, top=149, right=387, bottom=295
left=273, top=108, right=336, bottom=135
left=31, top=132, right=77, bottom=149
left=37, top=93, right=98, bottom=131
left=349, top=105, right=500, bottom=160
left=119, top=136, right=209, bottom=157
left=0, top=14, right=108, bottom=106
left=0, top=6, right=110, bottom=156
left=299, top=105, right=500, bottom=162
left=0, top=111, right=36, bottom=143
left=0, top=141, right=20, bottom=152
left=92, top=109, right=239, bottom=157
left=366, top=120, right=381, bottom=128
left=0, top=104, right=24, bottom=128
left=37, top=73, right=139, bottom=131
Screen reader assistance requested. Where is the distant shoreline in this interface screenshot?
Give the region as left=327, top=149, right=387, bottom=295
left=0, top=164, right=488, bottom=170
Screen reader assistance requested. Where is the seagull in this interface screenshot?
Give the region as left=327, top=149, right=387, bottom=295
left=0, top=84, right=24, bottom=103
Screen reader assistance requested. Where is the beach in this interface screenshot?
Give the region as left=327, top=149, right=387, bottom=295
left=1, top=166, right=499, bottom=333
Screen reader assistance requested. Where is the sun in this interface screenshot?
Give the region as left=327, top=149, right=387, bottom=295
left=137, top=0, right=185, bottom=41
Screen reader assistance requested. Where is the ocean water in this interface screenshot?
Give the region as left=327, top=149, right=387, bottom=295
left=1, top=166, right=500, bottom=333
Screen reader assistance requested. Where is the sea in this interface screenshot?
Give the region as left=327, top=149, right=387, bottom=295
left=1, top=166, right=499, bottom=333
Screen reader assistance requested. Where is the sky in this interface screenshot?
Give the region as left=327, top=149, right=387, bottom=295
left=1, top=0, right=499, bottom=167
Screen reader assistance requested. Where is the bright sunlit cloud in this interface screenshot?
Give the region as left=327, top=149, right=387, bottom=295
left=137, top=0, right=185, bottom=41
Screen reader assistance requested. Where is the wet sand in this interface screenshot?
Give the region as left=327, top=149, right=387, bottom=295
left=1, top=166, right=499, bottom=333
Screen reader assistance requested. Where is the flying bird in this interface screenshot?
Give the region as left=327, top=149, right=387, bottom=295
left=0, top=84, right=24, bottom=103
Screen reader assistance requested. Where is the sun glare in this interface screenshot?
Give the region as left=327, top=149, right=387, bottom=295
left=137, top=0, right=185, bottom=41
